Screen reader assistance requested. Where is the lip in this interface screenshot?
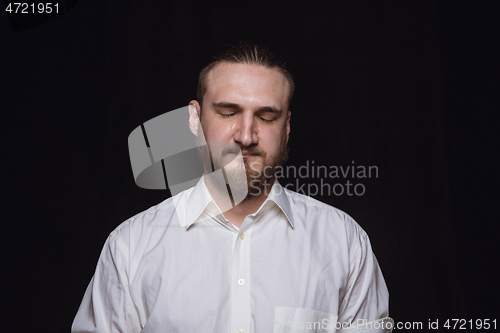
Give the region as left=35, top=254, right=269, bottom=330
left=224, top=151, right=257, bottom=158
left=241, top=151, right=258, bottom=158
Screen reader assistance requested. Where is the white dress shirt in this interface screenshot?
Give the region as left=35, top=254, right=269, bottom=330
left=72, top=176, right=393, bottom=333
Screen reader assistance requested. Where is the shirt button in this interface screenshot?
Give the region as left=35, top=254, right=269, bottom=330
left=237, top=278, right=245, bottom=285
left=237, top=329, right=244, bottom=333
left=239, top=233, right=245, bottom=240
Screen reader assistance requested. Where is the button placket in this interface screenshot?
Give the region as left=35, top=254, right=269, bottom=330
left=230, top=217, right=255, bottom=333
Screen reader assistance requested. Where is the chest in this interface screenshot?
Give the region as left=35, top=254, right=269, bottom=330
left=132, top=223, right=348, bottom=332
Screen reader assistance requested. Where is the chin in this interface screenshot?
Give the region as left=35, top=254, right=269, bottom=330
left=245, top=160, right=264, bottom=174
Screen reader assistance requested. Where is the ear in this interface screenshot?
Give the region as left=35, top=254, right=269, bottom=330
left=188, top=100, right=202, bottom=136
left=285, top=110, right=291, bottom=144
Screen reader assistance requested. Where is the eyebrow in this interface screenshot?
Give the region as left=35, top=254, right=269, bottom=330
left=212, top=102, right=283, bottom=115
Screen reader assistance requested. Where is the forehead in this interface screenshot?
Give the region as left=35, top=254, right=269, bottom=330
left=204, top=63, right=289, bottom=108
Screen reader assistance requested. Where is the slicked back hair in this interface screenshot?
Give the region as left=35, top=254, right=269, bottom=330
left=196, top=41, right=294, bottom=110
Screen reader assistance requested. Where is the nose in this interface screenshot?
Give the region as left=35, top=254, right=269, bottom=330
left=232, top=113, right=259, bottom=147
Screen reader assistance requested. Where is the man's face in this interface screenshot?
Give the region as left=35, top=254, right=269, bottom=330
left=194, top=62, right=291, bottom=195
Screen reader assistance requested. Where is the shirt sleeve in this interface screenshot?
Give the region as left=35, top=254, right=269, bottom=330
left=337, top=231, right=393, bottom=333
left=71, top=233, right=141, bottom=333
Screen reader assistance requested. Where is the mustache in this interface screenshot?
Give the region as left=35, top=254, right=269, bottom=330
left=221, top=145, right=264, bottom=157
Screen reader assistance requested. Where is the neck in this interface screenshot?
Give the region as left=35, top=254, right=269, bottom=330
left=204, top=176, right=273, bottom=228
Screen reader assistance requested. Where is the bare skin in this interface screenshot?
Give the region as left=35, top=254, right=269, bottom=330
left=188, top=63, right=291, bottom=227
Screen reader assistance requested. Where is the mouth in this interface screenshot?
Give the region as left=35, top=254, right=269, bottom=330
left=222, top=149, right=260, bottom=160
left=241, top=151, right=259, bottom=159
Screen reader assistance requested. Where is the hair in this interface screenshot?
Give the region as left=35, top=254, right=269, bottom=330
left=196, top=41, right=295, bottom=110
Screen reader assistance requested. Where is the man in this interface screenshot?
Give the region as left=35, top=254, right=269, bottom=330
left=72, top=42, right=393, bottom=333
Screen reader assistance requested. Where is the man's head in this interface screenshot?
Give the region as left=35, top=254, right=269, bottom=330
left=196, top=41, right=294, bottom=111
left=189, top=42, right=293, bottom=197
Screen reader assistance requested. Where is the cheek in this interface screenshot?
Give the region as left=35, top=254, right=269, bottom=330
left=203, top=121, right=234, bottom=142
left=261, top=132, right=283, bottom=155
left=218, top=125, right=237, bottom=140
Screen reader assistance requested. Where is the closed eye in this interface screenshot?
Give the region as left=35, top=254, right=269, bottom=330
left=220, top=113, right=276, bottom=123
left=259, top=117, right=275, bottom=123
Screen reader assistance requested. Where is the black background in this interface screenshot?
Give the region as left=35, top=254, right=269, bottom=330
left=2, top=1, right=499, bottom=332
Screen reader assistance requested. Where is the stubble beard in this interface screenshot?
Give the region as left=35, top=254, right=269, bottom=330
left=243, top=130, right=289, bottom=199
left=196, top=124, right=289, bottom=201
left=213, top=129, right=289, bottom=201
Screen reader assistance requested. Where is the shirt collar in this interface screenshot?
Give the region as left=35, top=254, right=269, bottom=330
left=179, top=175, right=295, bottom=229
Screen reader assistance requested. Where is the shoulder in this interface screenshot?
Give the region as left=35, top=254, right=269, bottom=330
left=283, top=187, right=368, bottom=252
left=108, top=187, right=194, bottom=248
